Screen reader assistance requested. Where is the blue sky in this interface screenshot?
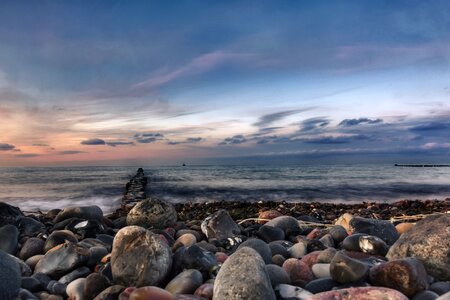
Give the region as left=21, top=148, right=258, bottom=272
left=0, top=0, right=449, bottom=166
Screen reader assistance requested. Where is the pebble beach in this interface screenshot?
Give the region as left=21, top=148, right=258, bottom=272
left=1, top=168, right=449, bottom=300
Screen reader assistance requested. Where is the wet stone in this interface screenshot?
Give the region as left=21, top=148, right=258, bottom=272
left=21, top=277, right=44, bottom=292
left=274, top=284, right=313, bottom=300
left=83, top=273, right=110, bottom=300
left=266, top=264, right=291, bottom=287
left=258, top=225, right=285, bottom=243
left=349, top=216, right=399, bottom=245
left=44, top=230, right=78, bottom=253
left=54, top=205, right=103, bottom=223
left=92, top=285, right=125, bottom=300
left=430, top=281, right=450, bottom=295
left=126, top=198, right=177, bottom=229
left=58, top=266, right=91, bottom=285
left=411, top=290, right=439, bottom=300
left=237, top=238, right=272, bottom=264
left=165, top=269, right=203, bottom=295
left=317, top=248, right=337, bottom=264
left=201, top=209, right=241, bottom=241
left=19, top=237, right=45, bottom=260
left=194, top=283, right=214, bottom=299
left=305, top=277, right=339, bottom=294
left=0, top=224, right=19, bottom=254
left=330, top=251, right=370, bottom=284
left=265, top=216, right=301, bottom=236
left=283, top=258, right=314, bottom=287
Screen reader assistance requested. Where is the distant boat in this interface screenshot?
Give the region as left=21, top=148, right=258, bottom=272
left=182, top=163, right=186, bottom=167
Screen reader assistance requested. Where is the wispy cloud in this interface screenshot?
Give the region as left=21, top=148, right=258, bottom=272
left=58, top=150, right=86, bottom=155
left=339, top=118, right=383, bottom=127
left=219, top=135, right=247, bottom=145
left=134, top=133, right=165, bottom=144
left=254, top=109, right=311, bottom=128
left=106, top=141, right=135, bottom=147
left=15, top=153, right=41, bottom=158
left=81, top=138, right=106, bottom=145
left=0, top=143, right=16, bottom=151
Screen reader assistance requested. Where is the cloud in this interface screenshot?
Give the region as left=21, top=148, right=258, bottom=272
left=300, top=117, right=330, bottom=132
left=15, top=153, right=41, bottom=158
left=410, top=122, right=448, bottom=131
left=167, top=137, right=203, bottom=145
left=106, top=141, right=135, bottom=147
left=339, top=118, right=383, bottom=127
left=80, top=138, right=106, bottom=145
left=254, top=109, right=310, bottom=128
left=58, top=150, right=86, bottom=155
left=134, top=133, right=165, bottom=144
left=301, top=135, right=370, bottom=144
left=219, top=135, right=247, bottom=145
left=0, top=143, right=16, bottom=151
left=32, top=143, right=49, bottom=147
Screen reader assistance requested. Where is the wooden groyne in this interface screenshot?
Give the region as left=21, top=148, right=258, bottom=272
left=394, top=164, right=450, bottom=167
left=121, top=168, right=147, bottom=212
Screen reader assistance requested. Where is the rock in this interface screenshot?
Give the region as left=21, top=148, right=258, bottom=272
left=387, top=214, right=450, bottom=281
left=44, top=230, right=78, bottom=253
left=173, top=245, right=218, bottom=278
left=0, top=251, right=21, bottom=300
left=93, top=285, right=125, bottom=300
left=312, top=263, right=331, bottom=278
left=26, top=254, right=44, bottom=270
left=272, top=254, right=286, bottom=266
left=437, top=291, right=450, bottom=300
left=330, top=251, right=369, bottom=284
left=258, top=210, right=283, bottom=224
left=215, top=252, right=228, bottom=263
left=305, top=278, right=339, bottom=294
left=349, top=216, right=399, bottom=245
left=34, top=242, right=90, bottom=279
left=54, top=205, right=103, bottom=223
left=66, top=278, right=86, bottom=300
left=328, top=225, right=348, bottom=243
left=11, top=254, right=32, bottom=276
left=0, top=202, right=23, bottom=227
left=369, top=258, right=429, bottom=297
left=269, top=242, right=290, bottom=258
left=165, top=269, right=203, bottom=295
left=258, top=225, right=285, bottom=243
left=317, top=248, right=337, bottom=263
left=265, top=216, right=300, bottom=236
left=300, top=251, right=321, bottom=269
left=307, top=239, right=327, bottom=252
left=47, top=280, right=67, bottom=295
left=21, top=276, right=44, bottom=292
left=194, top=283, right=214, bottom=299
left=319, top=234, right=335, bottom=248
left=126, top=198, right=177, bottom=229
left=111, top=226, right=172, bottom=287
left=58, top=266, right=91, bottom=285
left=274, top=284, right=313, bottom=300
left=266, top=264, right=291, bottom=287
left=19, top=237, right=45, bottom=260
left=396, top=222, right=415, bottom=234
left=213, top=247, right=276, bottom=300
left=87, top=246, right=109, bottom=267
left=288, top=241, right=307, bottom=259
left=201, top=210, right=240, bottom=241
left=173, top=233, right=197, bottom=251
left=309, top=287, right=408, bottom=300
left=83, top=273, right=110, bottom=299
left=237, top=238, right=272, bottom=264
left=0, top=224, right=19, bottom=254
left=18, top=288, right=39, bottom=300
left=411, top=290, right=439, bottom=300
left=282, top=258, right=314, bottom=287
left=128, top=286, right=174, bottom=300
left=335, top=213, right=354, bottom=232
left=431, top=282, right=450, bottom=295
left=342, top=233, right=389, bottom=256
left=18, top=216, right=46, bottom=237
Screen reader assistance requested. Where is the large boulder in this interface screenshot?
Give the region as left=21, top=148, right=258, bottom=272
left=387, top=214, right=450, bottom=281
left=0, top=250, right=21, bottom=300
left=34, top=242, right=90, bottom=278
left=213, top=247, right=276, bottom=300
left=201, top=209, right=241, bottom=241
left=54, top=205, right=103, bottom=223
left=111, top=225, right=172, bottom=287
left=126, top=198, right=177, bottom=229
left=0, top=202, right=23, bottom=227
left=349, top=217, right=399, bottom=245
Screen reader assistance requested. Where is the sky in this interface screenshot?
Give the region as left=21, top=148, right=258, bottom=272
left=0, top=0, right=449, bottom=166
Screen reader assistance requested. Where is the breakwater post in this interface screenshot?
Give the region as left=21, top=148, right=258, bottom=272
left=121, top=168, right=148, bottom=213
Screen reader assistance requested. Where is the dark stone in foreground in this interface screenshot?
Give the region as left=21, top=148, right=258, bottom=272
left=0, top=250, right=21, bottom=300
left=349, top=216, right=399, bottom=245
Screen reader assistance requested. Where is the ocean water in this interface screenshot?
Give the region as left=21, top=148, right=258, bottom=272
left=0, top=164, right=449, bottom=213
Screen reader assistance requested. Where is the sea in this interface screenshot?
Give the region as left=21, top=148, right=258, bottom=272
left=1, top=164, right=449, bottom=213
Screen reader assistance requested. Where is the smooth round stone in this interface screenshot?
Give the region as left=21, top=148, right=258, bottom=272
left=54, top=205, right=103, bottom=223
left=319, top=234, right=335, bottom=248
left=312, top=263, right=331, bottom=278
left=283, top=258, right=314, bottom=287
left=111, top=226, right=172, bottom=287
left=175, top=229, right=201, bottom=241
left=431, top=281, right=450, bottom=295
left=47, top=280, right=67, bottom=295
left=305, top=277, right=339, bottom=294
left=237, top=238, right=272, bottom=264
left=329, top=225, right=348, bottom=243
left=165, top=269, right=203, bottom=295
left=266, top=264, right=291, bottom=287
left=19, top=237, right=45, bottom=260
left=330, top=251, right=370, bottom=284
left=194, top=283, right=213, bottom=299
left=21, top=276, right=43, bottom=292
left=349, top=216, right=399, bottom=246
left=195, top=241, right=218, bottom=253
left=274, top=284, right=313, bottom=300
left=258, top=210, right=283, bottom=224
left=395, top=222, right=415, bottom=234
left=288, top=241, right=307, bottom=259
left=83, top=273, right=110, bottom=299
left=214, top=247, right=276, bottom=300
left=66, top=278, right=86, bottom=300
left=18, top=288, right=39, bottom=300
left=369, top=258, right=429, bottom=297
left=32, top=273, right=52, bottom=289
left=172, top=245, right=218, bottom=278
left=269, top=242, right=290, bottom=258
left=411, top=290, right=439, bottom=300
left=87, top=246, right=108, bottom=267
left=307, top=239, right=327, bottom=252
left=306, top=228, right=323, bottom=240
left=127, top=198, right=177, bottom=229
left=265, top=216, right=300, bottom=236
left=272, top=254, right=286, bottom=266
left=343, top=234, right=371, bottom=252
left=215, top=252, right=228, bottom=263
left=359, top=235, right=389, bottom=256
left=309, top=287, right=408, bottom=300
left=173, top=233, right=197, bottom=251
left=26, top=255, right=44, bottom=270
left=44, top=230, right=78, bottom=253
left=92, top=285, right=125, bottom=300
left=300, top=251, right=322, bottom=269
left=335, top=213, right=354, bottom=232
left=317, top=248, right=337, bottom=263
left=0, top=224, right=19, bottom=254
left=10, top=255, right=32, bottom=276
left=258, top=225, right=285, bottom=243
left=129, top=286, right=174, bottom=300
left=18, top=217, right=46, bottom=237
left=95, top=234, right=114, bottom=248
left=58, top=266, right=91, bottom=285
